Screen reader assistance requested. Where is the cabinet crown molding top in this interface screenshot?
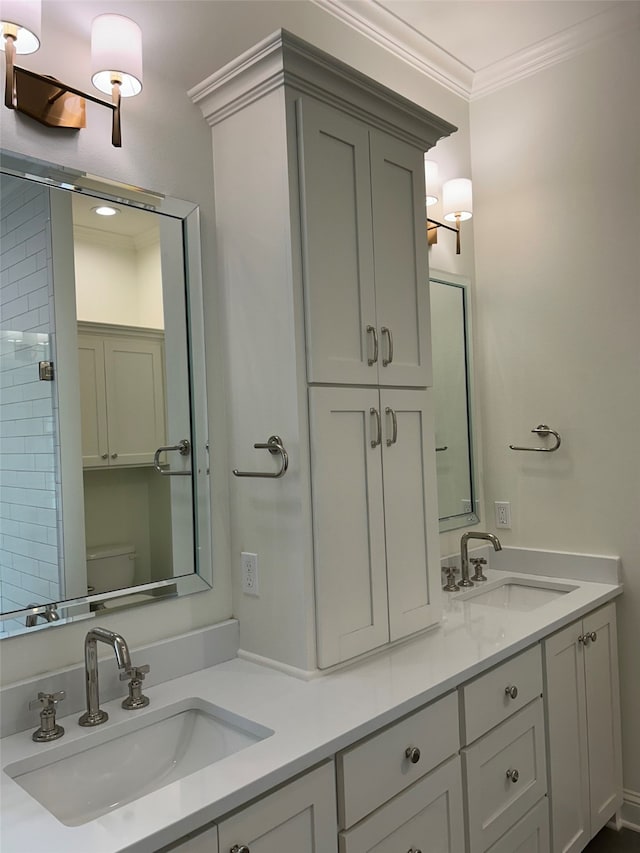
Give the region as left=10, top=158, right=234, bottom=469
left=189, top=28, right=457, bottom=151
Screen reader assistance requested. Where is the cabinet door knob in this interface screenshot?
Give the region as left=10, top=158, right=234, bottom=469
left=589, top=631, right=597, bottom=642
left=111, top=452, right=118, bottom=459
left=366, top=325, right=378, bottom=366
left=381, top=326, right=394, bottom=366
left=405, top=746, right=421, bottom=764
left=506, top=768, right=520, bottom=783
left=505, top=685, right=518, bottom=699
left=578, top=634, right=590, bottom=645
left=230, top=846, right=250, bottom=853
left=101, top=453, right=108, bottom=460
left=408, top=849, right=423, bottom=853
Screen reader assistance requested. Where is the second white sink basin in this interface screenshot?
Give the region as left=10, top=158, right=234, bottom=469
left=457, top=576, right=578, bottom=611
left=5, top=697, right=273, bottom=826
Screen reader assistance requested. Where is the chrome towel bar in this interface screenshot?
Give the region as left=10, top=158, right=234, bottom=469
left=233, top=435, right=289, bottom=478
left=509, top=425, right=561, bottom=452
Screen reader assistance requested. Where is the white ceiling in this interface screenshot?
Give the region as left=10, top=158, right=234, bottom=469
left=49, top=0, right=640, bottom=101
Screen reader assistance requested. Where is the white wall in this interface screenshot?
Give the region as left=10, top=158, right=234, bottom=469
left=470, top=26, right=640, bottom=801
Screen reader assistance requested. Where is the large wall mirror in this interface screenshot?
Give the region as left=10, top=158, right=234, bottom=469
left=430, top=270, right=479, bottom=532
left=0, top=150, right=211, bottom=637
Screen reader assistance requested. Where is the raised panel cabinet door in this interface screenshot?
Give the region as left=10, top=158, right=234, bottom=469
left=297, top=98, right=378, bottom=385
left=369, top=130, right=432, bottom=388
left=583, top=603, right=623, bottom=835
left=543, top=619, right=590, bottom=853
left=77, top=333, right=109, bottom=467
left=217, top=762, right=337, bottom=853
left=486, top=799, right=550, bottom=853
left=104, top=337, right=166, bottom=466
left=339, top=755, right=464, bottom=853
left=381, top=389, right=441, bottom=641
left=309, top=387, right=389, bottom=668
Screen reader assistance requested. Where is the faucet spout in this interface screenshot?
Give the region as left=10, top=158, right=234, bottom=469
left=458, top=531, right=502, bottom=588
left=79, top=628, right=132, bottom=727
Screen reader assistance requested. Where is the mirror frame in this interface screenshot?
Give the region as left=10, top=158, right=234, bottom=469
left=430, top=268, right=480, bottom=533
left=0, top=150, right=212, bottom=636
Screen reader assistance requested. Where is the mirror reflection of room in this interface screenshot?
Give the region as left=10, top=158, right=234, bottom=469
left=72, top=196, right=174, bottom=596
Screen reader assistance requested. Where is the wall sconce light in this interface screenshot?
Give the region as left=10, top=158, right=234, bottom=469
left=1, top=2, right=142, bottom=147
left=425, top=157, right=473, bottom=255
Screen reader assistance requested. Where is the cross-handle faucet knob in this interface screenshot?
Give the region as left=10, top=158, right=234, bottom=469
left=120, top=663, right=150, bottom=710
left=470, top=556, right=488, bottom=582
left=29, top=691, right=65, bottom=742
left=442, top=566, right=459, bottom=592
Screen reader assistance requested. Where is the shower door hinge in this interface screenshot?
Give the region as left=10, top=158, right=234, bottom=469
left=39, top=361, right=55, bottom=381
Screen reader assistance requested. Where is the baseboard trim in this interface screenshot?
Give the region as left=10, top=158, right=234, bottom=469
left=621, top=789, right=640, bottom=832
left=237, top=648, right=322, bottom=681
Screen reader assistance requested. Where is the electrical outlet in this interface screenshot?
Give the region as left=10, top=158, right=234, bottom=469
left=241, top=552, right=259, bottom=596
left=494, top=501, right=512, bottom=529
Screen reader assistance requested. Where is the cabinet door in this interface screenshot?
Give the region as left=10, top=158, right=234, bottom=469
left=77, top=333, right=109, bottom=467
left=486, top=799, right=550, bottom=853
left=309, top=387, right=389, bottom=668
left=544, top=619, right=590, bottom=853
left=583, top=603, right=623, bottom=836
left=217, top=762, right=337, bottom=853
left=381, top=389, right=441, bottom=641
left=370, top=131, right=431, bottom=388
left=104, top=336, right=166, bottom=465
left=339, top=756, right=464, bottom=853
left=298, top=98, right=378, bottom=386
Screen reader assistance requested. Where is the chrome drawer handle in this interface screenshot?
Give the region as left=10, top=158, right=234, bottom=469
left=381, top=326, right=393, bottom=366
left=506, top=768, right=520, bottom=783
left=405, top=746, right=421, bottom=764
left=366, top=325, right=378, bottom=366
left=505, top=685, right=518, bottom=700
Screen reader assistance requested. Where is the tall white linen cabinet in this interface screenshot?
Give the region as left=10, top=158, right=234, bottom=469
left=191, top=30, right=456, bottom=672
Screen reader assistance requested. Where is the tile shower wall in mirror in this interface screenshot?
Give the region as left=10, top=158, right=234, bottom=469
left=0, top=176, right=63, bottom=616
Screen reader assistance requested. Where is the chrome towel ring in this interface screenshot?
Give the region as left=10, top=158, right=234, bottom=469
left=509, top=425, right=561, bottom=452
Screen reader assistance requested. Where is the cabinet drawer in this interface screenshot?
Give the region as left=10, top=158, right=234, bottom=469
left=339, top=755, right=464, bottom=853
left=460, top=645, right=542, bottom=744
left=463, top=698, right=547, bottom=853
left=337, top=691, right=459, bottom=829
left=486, top=799, right=550, bottom=853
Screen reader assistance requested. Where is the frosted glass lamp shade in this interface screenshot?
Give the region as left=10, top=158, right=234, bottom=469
left=424, top=158, right=439, bottom=207
left=91, top=14, right=142, bottom=97
left=443, top=178, right=473, bottom=222
left=0, top=0, right=41, bottom=54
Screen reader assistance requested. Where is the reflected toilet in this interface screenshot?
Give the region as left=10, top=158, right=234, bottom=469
left=86, top=544, right=137, bottom=594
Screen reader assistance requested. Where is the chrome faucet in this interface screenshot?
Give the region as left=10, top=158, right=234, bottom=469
left=458, top=532, right=502, bottom=588
left=79, top=627, right=132, bottom=727
left=25, top=602, right=59, bottom=627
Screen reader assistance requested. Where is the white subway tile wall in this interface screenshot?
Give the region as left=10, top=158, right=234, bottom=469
left=0, top=176, right=63, bottom=617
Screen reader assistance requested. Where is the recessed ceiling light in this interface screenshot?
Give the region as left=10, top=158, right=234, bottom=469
left=92, top=205, right=120, bottom=216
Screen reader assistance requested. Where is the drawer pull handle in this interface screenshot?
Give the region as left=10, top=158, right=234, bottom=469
left=231, top=846, right=250, bottom=853
left=506, top=768, right=520, bottom=783
left=505, top=685, right=518, bottom=699
left=405, top=746, right=421, bottom=764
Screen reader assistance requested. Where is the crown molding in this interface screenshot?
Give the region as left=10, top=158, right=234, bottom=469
left=471, top=2, right=640, bottom=100
left=310, top=0, right=473, bottom=99
left=311, top=0, right=640, bottom=103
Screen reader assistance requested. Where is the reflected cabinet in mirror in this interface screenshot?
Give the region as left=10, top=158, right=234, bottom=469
left=430, top=270, right=479, bottom=532
left=0, top=150, right=211, bottom=637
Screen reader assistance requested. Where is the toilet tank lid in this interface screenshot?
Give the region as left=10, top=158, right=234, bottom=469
left=86, top=544, right=136, bottom=560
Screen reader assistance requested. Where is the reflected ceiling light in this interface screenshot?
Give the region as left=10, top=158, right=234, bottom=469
left=426, top=170, right=473, bottom=255
left=92, top=205, right=120, bottom=216
left=1, top=3, right=142, bottom=147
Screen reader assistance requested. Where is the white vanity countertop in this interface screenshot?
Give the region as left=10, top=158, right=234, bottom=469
left=0, top=568, right=622, bottom=853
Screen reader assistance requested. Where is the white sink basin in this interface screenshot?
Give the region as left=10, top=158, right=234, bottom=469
left=5, top=697, right=273, bottom=826
left=457, top=576, right=578, bottom=611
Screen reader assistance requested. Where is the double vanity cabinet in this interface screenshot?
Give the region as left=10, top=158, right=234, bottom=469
left=164, top=599, right=622, bottom=853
